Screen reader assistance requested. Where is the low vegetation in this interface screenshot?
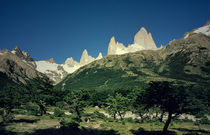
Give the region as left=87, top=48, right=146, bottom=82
left=0, top=76, right=210, bottom=135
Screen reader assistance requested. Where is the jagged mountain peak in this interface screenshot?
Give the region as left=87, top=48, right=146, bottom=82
left=82, top=49, right=88, bottom=55
left=47, top=58, right=56, bottom=63
left=64, top=57, right=79, bottom=65
left=10, top=46, right=36, bottom=68
left=138, top=27, right=148, bottom=35
left=13, top=45, right=21, bottom=51
left=80, top=49, right=95, bottom=65
left=96, top=52, right=103, bottom=60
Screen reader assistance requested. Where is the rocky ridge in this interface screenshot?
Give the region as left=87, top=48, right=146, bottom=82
left=107, top=27, right=157, bottom=55
left=56, top=23, right=210, bottom=91
left=0, top=47, right=41, bottom=84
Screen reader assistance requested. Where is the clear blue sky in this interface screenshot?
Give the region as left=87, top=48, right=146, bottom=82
left=0, top=0, right=210, bottom=63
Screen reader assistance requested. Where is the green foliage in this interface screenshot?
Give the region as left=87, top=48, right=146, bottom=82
left=25, top=76, right=54, bottom=116
left=54, top=107, right=65, bottom=117
left=106, top=93, right=131, bottom=120
left=0, top=84, right=24, bottom=111
left=199, top=116, right=210, bottom=124
left=56, top=101, right=68, bottom=109
left=56, top=68, right=145, bottom=91
left=142, top=81, right=208, bottom=133
left=25, top=102, right=40, bottom=115
left=93, top=111, right=107, bottom=120
left=64, top=89, right=90, bottom=121
left=3, top=113, right=14, bottom=123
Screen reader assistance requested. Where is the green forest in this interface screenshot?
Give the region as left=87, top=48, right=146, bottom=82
left=0, top=74, right=210, bottom=135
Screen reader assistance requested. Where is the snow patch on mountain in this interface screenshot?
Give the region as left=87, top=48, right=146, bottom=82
left=194, top=24, right=210, bottom=36
left=36, top=61, right=59, bottom=73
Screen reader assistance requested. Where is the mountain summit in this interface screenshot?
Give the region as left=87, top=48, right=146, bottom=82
left=56, top=23, right=210, bottom=91
left=80, top=49, right=95, bottom=65
left=107, top=27, right=157, bottom=55
left=134, top=27, right=157, bottom=50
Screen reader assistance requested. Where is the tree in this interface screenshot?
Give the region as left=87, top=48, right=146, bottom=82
left=143, top=81, right=207, bottom=134
left=25, top=76, right=54, bottom=116
left=106, top=93, right=130, bottom=120
left=132, top=92, right=148, bottom=122
left=64, top=89, right=90, bottom=121
left=0, top=83, right=24, bottom=122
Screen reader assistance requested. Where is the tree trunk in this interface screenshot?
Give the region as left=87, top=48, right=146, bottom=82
left=75, top=106, right=81, bottom=121
left=163, top=111, right=172, bottom=134
left=39, top=103, right=46, bottom=116
left=2, top=109, right=7, bottom=122
left=113, top=112, right=116, bottom=120
left=118, top=111, right=123, bottom=121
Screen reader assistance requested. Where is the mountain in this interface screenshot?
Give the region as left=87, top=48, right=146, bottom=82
left=35, top=49, right=103, bottom=83
left=56, top=23, right=210, bottom=91
left=107, top=27, right=157, bottom=55
left=0, top=46, right=41, bottom=85
left=80, top=49, right=95, bottom=65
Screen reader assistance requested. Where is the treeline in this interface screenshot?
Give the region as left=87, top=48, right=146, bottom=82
left=0, top=75, right=209, bottom=133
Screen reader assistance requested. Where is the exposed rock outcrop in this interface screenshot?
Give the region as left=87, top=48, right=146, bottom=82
left=80, top=49, right=95, bottom=65
left=0, top=48, right=41, bottom=84
left=107, top=27, right=157, bottom=55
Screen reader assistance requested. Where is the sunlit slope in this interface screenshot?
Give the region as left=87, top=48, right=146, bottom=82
left=56, top=34, right=210, bottom=91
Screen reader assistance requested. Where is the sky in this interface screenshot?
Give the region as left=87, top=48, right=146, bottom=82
left=0, top=0, right=210, bottom=63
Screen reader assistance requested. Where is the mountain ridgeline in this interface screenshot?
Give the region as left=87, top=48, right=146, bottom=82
left=0, top=22, right=210, bottom=91
left=56, top=30, right=210, bottom=91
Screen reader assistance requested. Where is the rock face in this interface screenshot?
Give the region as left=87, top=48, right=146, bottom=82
left=107, top=27, right=157, bottom=55
left=96, top=52, right=103, bottom=60
left=80, top=49, right=95, bottom=65
left=184, top=21, right=210, bottom=39
left=11, top=46, right=36, bottom=68
left=0, top=47, right=41, bottom=84
left=134, top=27, right=157, bottom=50
left=47, top=58, right=56, bottom=63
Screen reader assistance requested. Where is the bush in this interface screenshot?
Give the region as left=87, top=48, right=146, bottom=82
left=93, top=111, right=107, bottom=120
left=124, top=118, right=135, bottom=123
left=199, top=116, right=210, bottom=124
left=60, top=117, right=79, bottom=130
left=25, top=102, right=40, bottom=115
left=4, top=113, right=14, bottom=123
left=56, top=101, right=68, bottom=110
left=12, top=109, right=27, bottom=114
left=54, top=107, right=65, bottom=117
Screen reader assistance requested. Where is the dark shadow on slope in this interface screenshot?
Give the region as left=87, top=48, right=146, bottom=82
left=0, top=123, right=18, bottom=135
left=12, top=119, right=39, bottom=123
left=130, top=127, right=177, bottom=135
left=0, top=122, right=119, bottom=135
left=26, top=127, right=120, bottom=135
left=172, top=128, right=210, bottom=135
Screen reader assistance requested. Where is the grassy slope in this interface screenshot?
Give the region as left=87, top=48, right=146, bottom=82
left=56, top=34, right=210, bottom=91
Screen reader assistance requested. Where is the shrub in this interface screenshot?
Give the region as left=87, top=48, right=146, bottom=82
left=54, top=107, right=65, bottom=117
left=93, top=111, right=107, bottom=120
left=12, top=109, right=27, bottom=114
left=4, top=113, right=14, bottom=123
left=60, top=117, right=79, bottom=130
left=56, top=101, right=68, bottom=110
left=199, top=116, right=210, bottom=124
left=25, top=102, right=40, bottom=115
left=124, top=117, right=135, bottom=123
